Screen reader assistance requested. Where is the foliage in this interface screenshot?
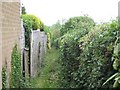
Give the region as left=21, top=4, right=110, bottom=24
left=60, top=15, right=95, bottom=36
left=28, top=14, right=44, bottom=30
left=22, top=14, right=44, bottom=30
left=22, top=14, right=44, bottom=47
left=10, top=45, right=23, bottom=88
left=73, top=22, right=118, bottom=88
left=43, top=25, right=52, bottom=49
left=59, top=17, right=119, bottom=88
left=2, top=67, right=7, bottom=88
left=31, top=47, right=60, bottom=88
left=59, top=16, right=95, bottom=88
left=43, top=25, right=50, bottom=34
left=47, top=33, right=51, bottom=49
left=22, top=5, right=26, bottom=14
left=103, top=30, right=120, bottom=87
left=10, top=45, right=31, bottom=88
left=22, top=14, right=32, bottom=48
left=50, top=21, right=62, bottom=48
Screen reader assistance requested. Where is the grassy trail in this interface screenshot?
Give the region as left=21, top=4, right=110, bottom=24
left=31, top=47, right=61, bottom=88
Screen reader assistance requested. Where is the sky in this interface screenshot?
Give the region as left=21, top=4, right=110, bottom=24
left=21, top=0, right=120, bottom=26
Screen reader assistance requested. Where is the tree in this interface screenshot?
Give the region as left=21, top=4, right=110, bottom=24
left=22, top=14, right=44, bottom=47
left=60, top=16, right=95, bottom=35
left=22, top=4, right=26, bottom=14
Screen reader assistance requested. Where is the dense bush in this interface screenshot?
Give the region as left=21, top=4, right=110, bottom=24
left=102, top=23, right=120, bottom=87
left=22, top=14, right=44, bottom=47
left=60, top=16, right=95, bottom=36
left=59, top=16, right=95, bottom=88
left=28, top=14, right=44, bottom=30
left=22, top=14, right=44, bottom=30
left=58, top=17, right=119, bottom=88
left=74, top=21, right=119, bottom=88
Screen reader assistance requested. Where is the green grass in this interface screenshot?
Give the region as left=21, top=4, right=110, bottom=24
left=31, top=47, right=61, bottom=88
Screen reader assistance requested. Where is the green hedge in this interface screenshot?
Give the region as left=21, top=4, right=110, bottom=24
left=59, top=17, right=119, bottom=88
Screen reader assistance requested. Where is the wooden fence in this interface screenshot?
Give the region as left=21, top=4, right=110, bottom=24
left=23, top=30, right=47, bottom=77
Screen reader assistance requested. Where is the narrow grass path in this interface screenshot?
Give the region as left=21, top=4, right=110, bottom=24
left=31, top=47, right=61, bottom=88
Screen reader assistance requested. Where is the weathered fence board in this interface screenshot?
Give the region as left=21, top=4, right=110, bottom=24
left=30, top=30, right=47, bottom=77
left=23, top=48, right=29, bottom=77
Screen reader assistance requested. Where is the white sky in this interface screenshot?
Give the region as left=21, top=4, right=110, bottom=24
left=21, top=0, right=119, bottom=26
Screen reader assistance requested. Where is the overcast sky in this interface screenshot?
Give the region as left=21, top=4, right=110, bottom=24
left=21, top=0, right=119, bottom=26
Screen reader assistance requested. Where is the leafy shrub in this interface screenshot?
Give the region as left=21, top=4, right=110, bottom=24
left=60, top=15, right=95, bottom=36
left=22, top=14, right=44, bottom=30
left=59, top=17, right=119, bottom=88
left=10, top=45, right=23, bottom=88
left=59, top=16, right=95, bottom=88
left=74, top=22, right=118, bottom=88
left=22, top=14, right=32, bottom=48
left=28, top=14, right=44, bottom=30
left=22, top=14, right=44, bottom=48
left=102, top=26, right=120, bottom=87
left=10, top=45, right=31, bottom=88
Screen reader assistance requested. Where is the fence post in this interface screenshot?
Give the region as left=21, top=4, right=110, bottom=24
left=23, top=48, right=29, bottom=77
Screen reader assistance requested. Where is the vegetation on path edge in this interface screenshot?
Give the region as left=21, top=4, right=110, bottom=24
left=31, top=47, right=61, bottom=88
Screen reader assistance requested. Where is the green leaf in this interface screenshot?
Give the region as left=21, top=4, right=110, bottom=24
left=102, top=73, right=119, bottom=86
left=113, top=79, right=119, bottom=88
left=113, top=58, right=119, bottom=70
left=114, top=44, right=118, bottom=55
left=114, top=76, right=120, bottom=81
